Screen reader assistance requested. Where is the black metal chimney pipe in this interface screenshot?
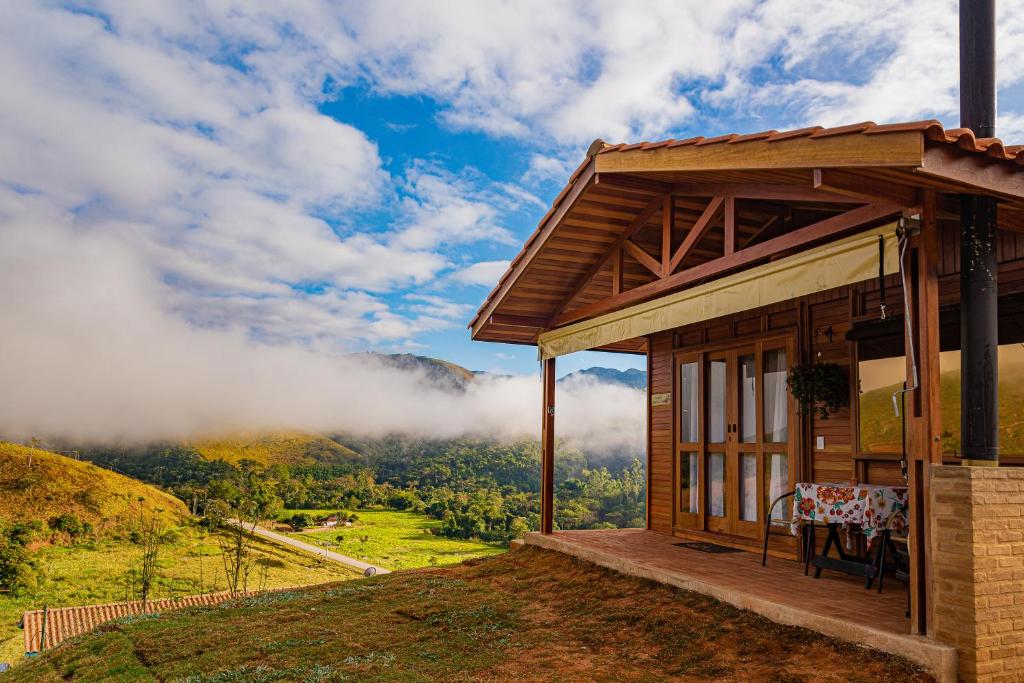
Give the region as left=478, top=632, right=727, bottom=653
left=959, top=0, right=999, bottom=465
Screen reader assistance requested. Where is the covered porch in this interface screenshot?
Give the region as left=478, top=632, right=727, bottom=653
left=470, top=119, right=1024, bottom=682
left=523, top=528, right=956, bottom=679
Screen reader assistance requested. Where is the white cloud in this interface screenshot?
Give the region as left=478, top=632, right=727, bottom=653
left=391, top=163, right=522, bottom=250
left=451, top=260, right=512, bottom=287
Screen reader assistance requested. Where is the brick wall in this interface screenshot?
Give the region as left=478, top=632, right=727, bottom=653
left=930, top=466, right=1024, bottom=682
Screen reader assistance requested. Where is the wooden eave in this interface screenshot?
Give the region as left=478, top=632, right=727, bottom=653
left=470, top=120, right=1024, bottom=348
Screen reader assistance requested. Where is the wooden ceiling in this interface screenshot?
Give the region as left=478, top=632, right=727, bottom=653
left=470, top=121, right=1024, bottom=351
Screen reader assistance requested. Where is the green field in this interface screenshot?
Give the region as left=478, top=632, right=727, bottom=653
left=0, top=527, right=359, bottom=666
left=279, top=509, right=505, bottom=570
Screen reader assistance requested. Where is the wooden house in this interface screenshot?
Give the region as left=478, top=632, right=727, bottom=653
left=469, top=120, right=1024, bottom=681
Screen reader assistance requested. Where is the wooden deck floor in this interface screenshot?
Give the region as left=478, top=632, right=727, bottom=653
left=524, top=528, right=957, bottom=682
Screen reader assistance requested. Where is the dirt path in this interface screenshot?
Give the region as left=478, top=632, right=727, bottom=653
left=230, top=520, right=390, bottom=575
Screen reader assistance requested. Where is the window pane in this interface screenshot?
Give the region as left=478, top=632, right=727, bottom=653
left=857, top=355, right=905, bottom=453
left=680, top=452, right=698, bottom=514
left=860, top=345, right=1024, bottom=456
left=766, top=453, right=790, bottom=521
left=706, top=452, right=726, bottom=517
left=707, top=359, right=726, bottom=443
left=763, top=349, right=788, bottom=443
left=740, top=453, right=757, bottom=521
left=679, top=362, right=699, bottom=443
left=739, top=354, right=756, bottom=443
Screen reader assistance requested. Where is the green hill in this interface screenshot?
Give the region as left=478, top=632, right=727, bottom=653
left=0, top=442, right=189, bottom=538
left=859, top=363, right=1024, bottom=455
left=190, top=431, right=362, bottom=467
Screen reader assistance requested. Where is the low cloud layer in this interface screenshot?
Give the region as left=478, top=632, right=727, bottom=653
left=0, top=196, right=643, bottom=451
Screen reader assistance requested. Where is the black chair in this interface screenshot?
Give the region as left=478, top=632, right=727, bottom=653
left=761, top=490, right=799, bottom=567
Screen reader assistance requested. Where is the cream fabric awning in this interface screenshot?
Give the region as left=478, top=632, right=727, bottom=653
left=538, top=225, right=899, bottom=359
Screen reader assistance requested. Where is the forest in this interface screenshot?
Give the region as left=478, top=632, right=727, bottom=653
left=79, top=436, right=646, bottom=544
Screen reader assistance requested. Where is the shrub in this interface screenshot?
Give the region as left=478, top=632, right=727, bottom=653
left=288, top=513, right=314, bottom=531
left=0, top=534, right=37, bottom=596
left=49, top=513, right=92, bottom=538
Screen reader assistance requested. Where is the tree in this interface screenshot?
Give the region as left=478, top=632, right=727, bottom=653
left=129, top=515, right=164, bottom=604
left=0, top=525, right=37, bottom=596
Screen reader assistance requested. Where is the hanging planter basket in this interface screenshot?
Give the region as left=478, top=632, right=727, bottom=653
left=786, top=362, right=849, bottom=420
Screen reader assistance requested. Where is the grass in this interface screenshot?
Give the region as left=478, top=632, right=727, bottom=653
left=0, top=527, right=361, bottom=666
left=278, top=509, right=504, bottom=570
left=0, top=442, right=189, bottom=535
left=8, top=546, right=931, bottom=682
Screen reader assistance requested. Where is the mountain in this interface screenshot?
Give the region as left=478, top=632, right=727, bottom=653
left=560, top=367, right=647, bottom=390
left=0, top=442, right=189, bottom=537
left=190, top=431, right=362, bottom=467
left=362, top=352, right=477, bottom=392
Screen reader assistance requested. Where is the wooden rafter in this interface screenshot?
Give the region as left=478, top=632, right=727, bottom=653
left=813, top=168, right=919, bottom=206
left=471, top=160, right=596, bottom=338
left=488, top=314, right=549, bottom=328
left=624, top=239, right=662, bottom=276
left=661, top=195, right=673, bottom=276
left=611, top=247, right=623, bottom=295
left=673, top=182, right=855, bottom=203
left=723, top=196, right=736, bottom=255
left=552, top=192, right=666, bottom=316
left=744, top=215, right=779, bottom=249
left=668, top=196, right=724, bottom=274
left=551, top=201, right=902, bottom=327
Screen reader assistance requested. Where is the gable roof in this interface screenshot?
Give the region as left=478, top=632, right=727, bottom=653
left=469, top=120, right=1024, bottom=347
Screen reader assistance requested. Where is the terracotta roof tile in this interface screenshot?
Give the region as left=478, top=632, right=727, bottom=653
left=728, top=130, right=777, bottom=143
left=695, top=133, right=739, bottom=146
left=21, top=589, right=288, bottom=653
left=469, top=120, right=1024, bottom=330
left=766, top=126, right=822, bottom=141
left=666, top=136, right=704, bottom=147
left=809, top=121, right=876, bottom=138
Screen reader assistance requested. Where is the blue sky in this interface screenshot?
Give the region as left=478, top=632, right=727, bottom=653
left=2, top=0, right=1024, bottom=385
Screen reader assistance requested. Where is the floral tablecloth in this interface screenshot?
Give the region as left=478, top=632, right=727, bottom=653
left=791, top=482, right=908, bottom=543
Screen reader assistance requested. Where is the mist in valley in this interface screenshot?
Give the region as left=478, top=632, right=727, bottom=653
left=0, top=201, right=643, bottom=454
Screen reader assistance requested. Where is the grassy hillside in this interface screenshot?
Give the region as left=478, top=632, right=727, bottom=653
left=9, top=546, right=926, bottom=682
left=0, top=442, right=188, bottom=537
left=860, top=364, right=1024, bottom=455
left=191, top=431, right=362, bottom=467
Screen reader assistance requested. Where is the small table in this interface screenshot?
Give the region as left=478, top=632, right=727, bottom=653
left=791, top=482, right=908, bottom=585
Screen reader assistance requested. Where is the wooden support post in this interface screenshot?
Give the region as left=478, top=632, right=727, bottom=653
left=662, top=195, right=673, bottom=276
left=540, top=357, right=556, bottom=535
left=906, top=191, right=942, bottom=636
left=611, top=247, right=622, bottom=296
left=724, top=196, right=736, bottom=255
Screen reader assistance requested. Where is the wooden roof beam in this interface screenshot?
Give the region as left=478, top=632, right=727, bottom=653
left=552, top=192, right=667, bottom=317
left=917, top=146, right=1024, bottom=201
left=488, top=314, right=550, bottom=328
left=623, top=239, right=662, bottom=276
left=672, top=182, right=854, bottom=203
left=470, top=160, right=596, bottom=339
left=668, top=196, right=724, bottom=274
left=813, top=168, right=920, bottom=206
left=551, top=201, right=902, bottom=327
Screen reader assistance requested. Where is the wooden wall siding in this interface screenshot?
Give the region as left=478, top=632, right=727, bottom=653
left=639, top=224, right=1024, bottom=532
left=648, top=331, right=674, bottom=533
left=807, top=290, right=856, bottom=484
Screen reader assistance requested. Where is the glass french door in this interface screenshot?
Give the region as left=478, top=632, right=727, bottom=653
left=675, top=338, right=795, bottom=541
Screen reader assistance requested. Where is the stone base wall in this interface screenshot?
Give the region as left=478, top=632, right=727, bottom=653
left=930, top=466, right=1024, bottom=682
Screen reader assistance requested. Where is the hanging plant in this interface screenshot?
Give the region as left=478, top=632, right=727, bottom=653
left=786, top=362, right=849, bottom=420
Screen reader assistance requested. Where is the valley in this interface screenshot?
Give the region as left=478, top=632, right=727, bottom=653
left=0, top=358, right=646, bottom=671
